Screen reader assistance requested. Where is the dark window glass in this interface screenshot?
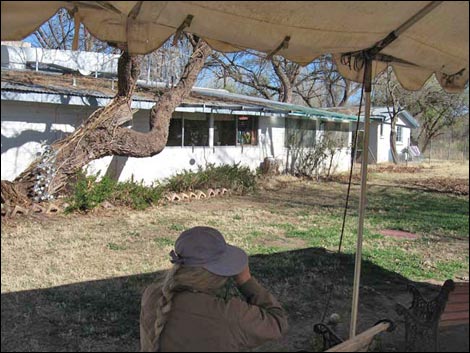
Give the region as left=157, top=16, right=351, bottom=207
left=214, top=115, right=236, bottom=146
left=167, top=117, right=182, bottom=146
left=323, top=121, right=349, bottom=148
left=396, top=126, right=403, bottom=142
left=286, top=118, right=316, bottom=147
left=184, top=114, right=209, bottom=146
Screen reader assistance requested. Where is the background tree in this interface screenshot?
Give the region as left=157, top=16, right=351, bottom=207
left=2, top=9, right=370, bottom=205
left=406, top=83, right=468, bottom=154
left=373, top=69, right=469, bottom=162
left=206, top=51, right=360, bottom=107
left=30, top=8, right=194, bottom=86
left=373, top=69, right=405, bottom=163
left=32, top=8, right=115, bottom=53
left=2, top=34, right=212, bottom=205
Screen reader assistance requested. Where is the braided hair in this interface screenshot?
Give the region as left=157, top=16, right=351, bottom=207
left=152, top=265, right=229, bottom=351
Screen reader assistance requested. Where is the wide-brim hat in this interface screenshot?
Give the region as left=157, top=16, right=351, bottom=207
left=170, top=226, right=248, bottom=276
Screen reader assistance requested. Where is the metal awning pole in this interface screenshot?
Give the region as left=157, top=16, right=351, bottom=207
left=349, top=57, right=372, bottom=338
left=336, top=0, right=443, bottom=340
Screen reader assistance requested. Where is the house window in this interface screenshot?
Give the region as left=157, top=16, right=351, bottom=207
left=285, top=118, right=316, bottom=148
left=380, top=123, right=384, bottom=138
left=167, top=115, right=183, bottom=146
left=184, top=114, right=209, bottom=146
left=237, top=116, right=258, bottom=145
left=214, top=115, right=236, bottom=146
left=396, top=126, right=403, bottom=143
left=323, top=121, right=349, bottom=148
left=214, top=115, right=259, bottom=146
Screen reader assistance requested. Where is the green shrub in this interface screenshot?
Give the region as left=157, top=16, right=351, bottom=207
left=66, top=172, right=116, bottom=212
left=111, top=181, right=165, bottom=210
left=66, top=163, right=258, bottom=213
left=165, top=163, right=257, bottom=194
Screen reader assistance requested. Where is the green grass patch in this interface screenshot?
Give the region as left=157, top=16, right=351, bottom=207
left=107, top=242, right=127, bottom=251
left=169, top=224, right=185, bottom=231
left=249, top=230, right=264, bottom=239
left=153, top=237, right=174, bottom=248
left=363, top=246, right=433, bottom=279
left=434, top=260, right=468, bottom=279
left=247, top=245, right=284, bottom=256
left=367, top=187, right=469, bottom=238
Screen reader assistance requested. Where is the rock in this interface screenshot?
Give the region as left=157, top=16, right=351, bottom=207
left=170, top=193, right=181, bottom=202
left=11, top=205, right=29, bottom=217
left=207, top=188, right=216, bottom=197
left=196, top=190, right=206, bottom=199
left=31, top=203, right=46, bottom=213
left=101, top=201, right=115, bottom=209
left=46, top=203, right=60, bottom=213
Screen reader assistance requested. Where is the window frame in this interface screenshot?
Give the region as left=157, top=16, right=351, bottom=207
left=396, top=125, right=403, bottom=143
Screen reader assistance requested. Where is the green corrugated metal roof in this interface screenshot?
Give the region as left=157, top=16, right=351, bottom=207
left=191, top=87, right=375, bottom=122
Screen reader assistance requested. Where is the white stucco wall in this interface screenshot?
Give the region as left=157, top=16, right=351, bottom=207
left=1, top=101, right=272, bottom=183
left=1, top=101, right=95, bottom=180
left=259, top=115, right=286, bottom=160
left=2, top=101, right=358, bottom=183
left=374, top=116, right=412, bottom=163
left=87, top=146, right=263, bottom=183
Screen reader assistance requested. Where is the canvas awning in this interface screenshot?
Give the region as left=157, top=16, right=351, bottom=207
left=1, top=1, right=468, bottom=92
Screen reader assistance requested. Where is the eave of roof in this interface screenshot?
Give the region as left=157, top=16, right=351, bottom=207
left=1, top=69, right=374, bottom=122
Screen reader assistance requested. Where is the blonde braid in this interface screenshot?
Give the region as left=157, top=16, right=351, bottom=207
left=151, top=266, right=229, bottom=351
left=153, top=264, right=181, bottom=351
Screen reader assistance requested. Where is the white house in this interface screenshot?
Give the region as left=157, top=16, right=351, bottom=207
left=324, top=106, right=420, bottom=164
left=1, top=45, right=418, bottom=184
left=369, top=108, right=420, bottom=163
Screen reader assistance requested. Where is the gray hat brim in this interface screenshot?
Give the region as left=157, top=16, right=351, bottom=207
left=203, top=244, right=248, bottom=276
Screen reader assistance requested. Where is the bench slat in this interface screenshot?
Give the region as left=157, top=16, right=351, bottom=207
left=444, top=302, right=469, bottom=313
left=453, top=282, right=469, bottom=288
left=440, top=311, right=469, bottom=322
left=439, top=319, right=469, bottom=327
left=326, top=322, right=390, bottom=352
left=452, top=286, right=469, bottom=293
left=447, top=293, right=469, bottom=304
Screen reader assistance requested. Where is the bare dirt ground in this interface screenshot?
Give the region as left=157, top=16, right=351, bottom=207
left=1, top=161, right=468, bottom=352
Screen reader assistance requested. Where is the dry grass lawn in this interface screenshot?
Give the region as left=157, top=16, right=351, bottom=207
left=1, top=160, right=468, bottom=352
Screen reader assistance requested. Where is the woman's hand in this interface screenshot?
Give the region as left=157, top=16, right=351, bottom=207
left=235, top=264, right=252, bottom=286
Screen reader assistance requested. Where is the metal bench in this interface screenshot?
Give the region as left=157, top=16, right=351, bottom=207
left=395, top=279, right=469, bottom=351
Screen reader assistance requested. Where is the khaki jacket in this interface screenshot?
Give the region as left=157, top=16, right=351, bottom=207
left=140, top=277, right=288, bottom=352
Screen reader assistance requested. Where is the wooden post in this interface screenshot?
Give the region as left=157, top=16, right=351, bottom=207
left=327, top=321, right=391, bottom=352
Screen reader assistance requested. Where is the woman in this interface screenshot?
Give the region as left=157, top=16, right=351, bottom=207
left=140, top=226, right=288, bottom=352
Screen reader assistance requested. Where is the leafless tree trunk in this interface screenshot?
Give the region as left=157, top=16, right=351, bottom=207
left=389, top=117, right=399, bottom=163
left=271, top=56, right=300, bottom=103
left=382, top=70, right=402, bottom=164
left=2, top=38, right=211, bottom=204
